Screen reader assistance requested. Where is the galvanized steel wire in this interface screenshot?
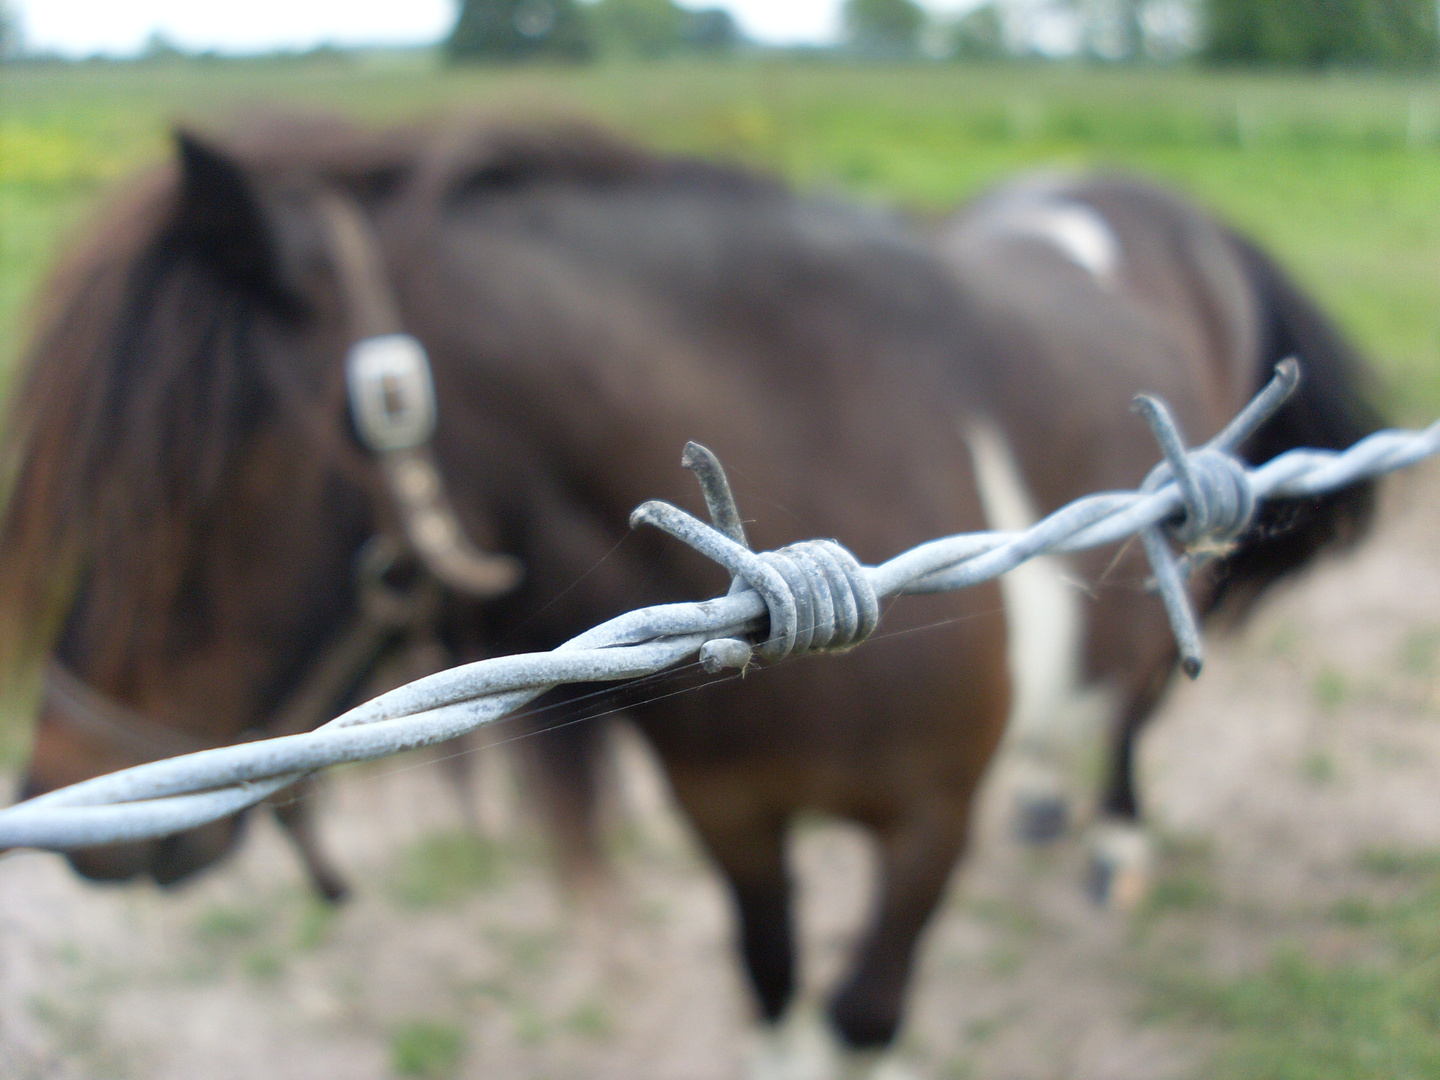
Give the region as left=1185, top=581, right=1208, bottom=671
left=2, top=360, right=1437, bottom=851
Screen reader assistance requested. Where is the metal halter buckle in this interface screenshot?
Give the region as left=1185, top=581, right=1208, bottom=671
left=346, top=334, right=438, bottom=452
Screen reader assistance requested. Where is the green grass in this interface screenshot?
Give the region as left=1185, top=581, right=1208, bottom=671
left=1146, top=864, right=1220, bottom=914
left=1, top=56, right=1437, bottom=415
left=1356, top=846, right=1440, bottom=879
left=1399, top=628, right=1440, bottom=677
left=1301, top=749, right=1338, bottom=785
left=387, top=831, right=504, bottom=907
left=185, top=892, right=331, bottom=981
left=1148, top=847, right=1440, bottom=1079
left=242, top=947, right=285, bottom=982
left=563, top=998, right=615, bottom=1041
left=293, top=895, right=339, bottom=950
left=389, top=1018, right=465, bottom=1079
left=192, top=903, right=265, bottom=943
left=1314, top=666, right=1349, bottom=710
left=1165, top=949, right=1440, bottom=1079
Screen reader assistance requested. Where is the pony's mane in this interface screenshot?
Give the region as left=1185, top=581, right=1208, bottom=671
left=0, top=114, right=763, bottom=685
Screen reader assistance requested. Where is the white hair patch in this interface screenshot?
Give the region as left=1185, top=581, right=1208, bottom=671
left=960, top=416, right=1086, bottom=747
left=992, top=199, right=1122, bottom=286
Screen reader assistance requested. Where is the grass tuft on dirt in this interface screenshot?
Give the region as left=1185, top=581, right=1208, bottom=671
left=388, top=831, right=504, bottom=908
left=389, top=1018, right=465, bottom=1079
left=1149, top=848, right=1440, bottom=1080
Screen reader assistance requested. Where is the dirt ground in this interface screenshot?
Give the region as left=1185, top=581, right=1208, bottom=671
left=2, top=460, right=1437, bottom=1080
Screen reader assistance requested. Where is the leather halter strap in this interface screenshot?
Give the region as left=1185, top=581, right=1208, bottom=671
left=318, top=193, right=523, bottom=598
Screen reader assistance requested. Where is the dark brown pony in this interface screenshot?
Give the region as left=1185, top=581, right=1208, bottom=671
left=0, top=117, right=1377, bottom=1074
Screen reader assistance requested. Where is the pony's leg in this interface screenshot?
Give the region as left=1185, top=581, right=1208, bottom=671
left=270, top=776, right=349, bottom=903
left=717, top=824, right=839, bottom=1080
left=828, top=797, right=968, bottom=1055
left=746, top=1004, right=841, bottom=1080
left=1098, top=698, right=1145, bottom=822
left=668, top=779, right=819, bottom=1077
left=1010, top=753, right=1071, bottom=844
left=707, top=813, right=795, bottom=1024
left=1088, top=666, right=1172, bottom=910
left=1085, top=819, right=1153, bottom=912
left=518, top=715, right=611, bottom=892
left=438, top=740, right=483, bottom=834
left=1087, top=707, right=1154, bottom=910
left=439, top=732, right=523, bottom=841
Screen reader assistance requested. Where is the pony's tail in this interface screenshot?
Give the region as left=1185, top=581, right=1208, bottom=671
left=1208, top=231, right=1386, bottom=618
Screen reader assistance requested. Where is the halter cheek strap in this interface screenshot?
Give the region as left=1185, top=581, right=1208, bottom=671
left=319, top=193, right=523, bottom=599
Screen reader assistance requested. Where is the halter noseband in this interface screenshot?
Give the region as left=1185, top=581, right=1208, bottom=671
left=42, top=190, right=522, bottom=763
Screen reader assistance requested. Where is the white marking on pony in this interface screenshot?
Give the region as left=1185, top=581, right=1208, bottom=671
left=961, top=417, right=1085, bottom=749
left=1086, top=819, right=1154, bottom=912
left=747, top=1006, right=839, bottom=1080
left=746, top=1006, right=921, bottom=1080
left=992, top=199, right=1122, bottom=286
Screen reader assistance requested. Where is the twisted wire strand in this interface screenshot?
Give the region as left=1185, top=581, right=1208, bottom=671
left=2, top=365, right=1437, bottom=851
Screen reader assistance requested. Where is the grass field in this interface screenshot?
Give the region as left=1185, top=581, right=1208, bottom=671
left=1, top=56, right=1438, bottom=413
left=0, top=56, right=1438, bottom=1080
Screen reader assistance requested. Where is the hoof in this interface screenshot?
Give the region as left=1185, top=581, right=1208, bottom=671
left=1086, top=822, right=1152, bottom=912
left=747, top=1006, right=840, bottom=1080
left=863, top=1058, right=922, bottom=1080
left=312, top=872, right=351, bottom=905
left=1013, top=790, right=1069, bottom=844
left=836, top=1049, right=922, bottom=1080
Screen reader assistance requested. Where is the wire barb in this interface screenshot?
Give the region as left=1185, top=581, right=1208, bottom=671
left=632, top=453, right=879, bottom=661
left=1128, top=360, right=1301, bottom=677
left=1208, top=357, right=1301, bottom=455
left=681, top=441, right=749, bottom=548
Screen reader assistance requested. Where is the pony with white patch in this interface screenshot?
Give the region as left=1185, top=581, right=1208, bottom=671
left=941, top=174, right=1380, bottom=906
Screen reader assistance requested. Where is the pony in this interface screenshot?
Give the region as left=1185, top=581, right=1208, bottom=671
left=0, top=115, right=1378, bottom=1077
left=936, top=175, right=1380, bottom=905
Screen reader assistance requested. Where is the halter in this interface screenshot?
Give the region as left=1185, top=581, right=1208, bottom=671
left=43, top=190, right=524, bottom=762
left=321, top=193, right=522, bottom=598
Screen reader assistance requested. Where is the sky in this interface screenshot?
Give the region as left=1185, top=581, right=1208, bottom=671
left=11, top=0, right=990, bottom=58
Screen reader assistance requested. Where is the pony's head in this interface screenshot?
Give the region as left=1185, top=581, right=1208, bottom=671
left=1, top=113, right=754, bottom=888
left=0, top=119, right=423, bottom=885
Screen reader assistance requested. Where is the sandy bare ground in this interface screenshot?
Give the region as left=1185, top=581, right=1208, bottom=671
left=2, top=460, right=1437, bottom=1080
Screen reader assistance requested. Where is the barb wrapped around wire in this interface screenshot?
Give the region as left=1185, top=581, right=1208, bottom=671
left=2, top=361, right=1437, bottom=852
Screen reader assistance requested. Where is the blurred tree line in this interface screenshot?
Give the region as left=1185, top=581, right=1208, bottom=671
left=930, top=0, right=1438, bottom=68
left=1202, top=0, right=1439, bottom=68
left=0, top=0, right=23, bottom=61
left=445, top=0, right=1437, bottom=68
left=446, top=0, right=740, bottom=63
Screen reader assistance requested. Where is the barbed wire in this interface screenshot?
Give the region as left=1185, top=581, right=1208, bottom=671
left=2, top=360, right=1437, bottom=851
